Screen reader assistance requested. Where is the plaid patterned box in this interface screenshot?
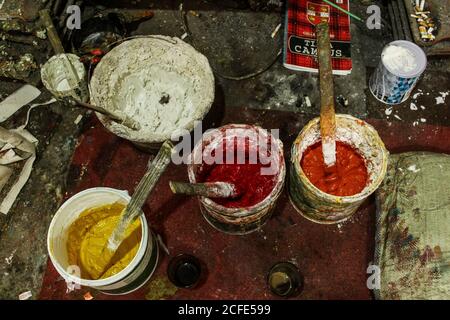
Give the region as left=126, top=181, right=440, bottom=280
left=283, top=0, right=352, bottom=75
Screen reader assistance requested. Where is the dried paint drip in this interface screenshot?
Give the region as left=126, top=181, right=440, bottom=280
left=301, top=141, right=368, bottom=196
left=197, top=138, right=277, bottom=208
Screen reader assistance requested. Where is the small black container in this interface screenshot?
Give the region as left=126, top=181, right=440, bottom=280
left=267, top=262, right=303, bottom=297
left=70, top=13, right=126, bottom=56
left=167, top=254, right=202, bottom=288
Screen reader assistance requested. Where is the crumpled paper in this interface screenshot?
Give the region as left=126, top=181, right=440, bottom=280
left=0, top=84, right=55, bottom=214
left=0, top=126, right=37, bottom=214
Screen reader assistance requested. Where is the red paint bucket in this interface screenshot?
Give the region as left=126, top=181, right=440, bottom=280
left=188, top=124, right=285, bottom=235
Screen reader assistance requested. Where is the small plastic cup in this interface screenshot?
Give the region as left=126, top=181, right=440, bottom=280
left=167, top=254, right=202, bottom=288
left=41, top=53, right=89, bottom=104
left=267, top=262, right=303, bottom=297
left=369, top=40, right=427, bottom=105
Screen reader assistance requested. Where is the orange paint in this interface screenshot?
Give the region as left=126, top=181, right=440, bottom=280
left=301, top=141, right=368, bottom=196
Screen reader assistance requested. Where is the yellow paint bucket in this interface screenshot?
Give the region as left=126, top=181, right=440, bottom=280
left=47, top=188, right=159, bottom=295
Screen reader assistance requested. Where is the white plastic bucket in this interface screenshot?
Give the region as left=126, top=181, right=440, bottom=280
left=89, top=36, right=215, bottom=150
left=47, top=187, right=159, bottom=295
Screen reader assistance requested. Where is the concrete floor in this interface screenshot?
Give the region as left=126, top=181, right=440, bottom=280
left=0, top=0, right=449, bottom=299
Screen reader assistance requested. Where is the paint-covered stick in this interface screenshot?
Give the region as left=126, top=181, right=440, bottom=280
left=106, top=140, right=174, bottom=252
left=316, top=22, right=336, bottom=168
left=169, top=181, right=239, bottom=198
left=72, top=99, right=141, bottom=130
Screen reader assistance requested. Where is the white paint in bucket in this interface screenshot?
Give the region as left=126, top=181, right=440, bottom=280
left=47, top=187, right=158, bottom=295
left=90, top=36, right=215, bottom=148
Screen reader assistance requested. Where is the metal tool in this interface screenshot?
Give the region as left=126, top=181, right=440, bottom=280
left=316, top=22, right=337, bottom=168
left=169, top=181, right=239, bottom=198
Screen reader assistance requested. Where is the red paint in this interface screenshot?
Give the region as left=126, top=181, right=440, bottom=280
left=197, top=139, right=277, bottom=208
left=301, top=141, right=368, bottom=196
left=90, top=48, right=104, bottom=56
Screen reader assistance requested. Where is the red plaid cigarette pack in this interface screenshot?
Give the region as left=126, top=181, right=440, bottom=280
left=283, top=0, right=352, bottom=75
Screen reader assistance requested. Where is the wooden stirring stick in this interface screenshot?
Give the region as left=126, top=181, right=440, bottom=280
left=169, top=181, right=239, bottom=198
left=316, top=22, right=337, bottom=169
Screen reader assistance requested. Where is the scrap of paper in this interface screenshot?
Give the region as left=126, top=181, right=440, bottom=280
left=0, top=126, right=37, bottom=214
left=0, top=85, right=41, bottom=122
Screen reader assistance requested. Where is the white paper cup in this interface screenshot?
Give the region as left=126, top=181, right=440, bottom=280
left=41, top=53, right=89, bottom=103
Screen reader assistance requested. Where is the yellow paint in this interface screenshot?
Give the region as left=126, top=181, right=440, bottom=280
left=67, top=202, right=141, bottom=280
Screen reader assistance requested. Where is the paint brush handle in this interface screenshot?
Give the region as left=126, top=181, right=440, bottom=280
left=169, top=181, right=238, bottom=198
left=39, top=9, right=65, bottom=54
left=316, top=22, right=337, bottom=168
left=126, top=140, right=174, bottom=221
left=107, top=140, right=174, bottom=251
left=71, top=98, right=141, bottom=131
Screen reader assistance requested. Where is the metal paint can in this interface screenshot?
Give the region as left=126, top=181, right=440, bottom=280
left=47, top=188, right=159, bottom=295
left=369, top=40, right=427, bottom=105
left=289, top=114, right=389, bottom=224
left=187, top=124, right=286, bottom=235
